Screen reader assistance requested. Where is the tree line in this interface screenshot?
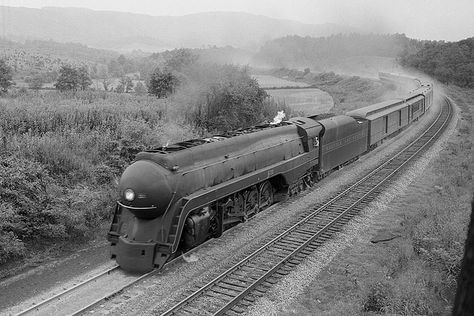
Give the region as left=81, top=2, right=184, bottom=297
left=399, top=37, right=474, bottom=88
left=0, top=48, right=278, bottom=133
left=253, top=33, right=418, bottom=68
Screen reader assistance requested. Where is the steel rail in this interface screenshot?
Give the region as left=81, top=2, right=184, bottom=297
left=15, top=254, right=180, bottom=316
left=14, top=265, right=119, bottom=316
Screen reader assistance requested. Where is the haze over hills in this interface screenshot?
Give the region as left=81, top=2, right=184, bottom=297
left=0, top=6, right=357, bottom=52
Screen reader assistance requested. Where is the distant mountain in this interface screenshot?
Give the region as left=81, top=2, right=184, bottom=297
left=0, top=7, right=357, bottom=51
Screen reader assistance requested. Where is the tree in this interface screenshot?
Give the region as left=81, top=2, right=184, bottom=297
left=77, top=66, right=92, bottom=91
left=115, top=76, right=133, bottom=93
left=108, top=59, right=124, bottom=77
left=54, top=65, right=79, bottom=92
left=148, top=68, right=178, bottom=98
left=28, top=74, right=44, bottom=91
left=102, top=77, right=112, bottom=91
left=134, top=81, right=147, bottom=95
left=115, top=82, right=124, bottom=93
left=163, top=48, right=198, bottom=72
left=183, top=64, right=268, bottom=132
left=0, top=59, right=14, bottom=95
left=123, top=76, right=134, bottom=93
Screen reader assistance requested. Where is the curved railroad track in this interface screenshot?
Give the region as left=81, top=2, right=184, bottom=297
left=12, top=97, right=453, bottom=316
left=159, top=97, right=453, bottom=315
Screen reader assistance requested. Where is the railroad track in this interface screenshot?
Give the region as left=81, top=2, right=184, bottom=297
left=160, top=97, right=453, bottom=316
left=13, top=237, right=211, bottom=315
left=14, top=265, right=149, bottom=316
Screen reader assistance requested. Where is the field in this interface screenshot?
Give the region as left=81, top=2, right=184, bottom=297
left=252, top=74, right=310, bottom=88
left=253, top=75, right=334, bottom=116
left=265, top=88, right=334, bottom=116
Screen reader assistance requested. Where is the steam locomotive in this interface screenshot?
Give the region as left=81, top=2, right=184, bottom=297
left=107, top=77, right=433, bottom=272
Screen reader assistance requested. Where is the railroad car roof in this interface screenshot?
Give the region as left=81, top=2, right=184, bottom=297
left=405, top=88, right=427, bottom=100
left=406, top=95, right=425, bottom=104
left=346, top=99, right=405, bottom=119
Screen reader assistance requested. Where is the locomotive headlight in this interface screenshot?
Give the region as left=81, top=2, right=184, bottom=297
left=124, top=189, right=135, bottom=201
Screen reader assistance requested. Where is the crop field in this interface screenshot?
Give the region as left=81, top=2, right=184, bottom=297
left=266, top=88, right=334, bottom=116
left=252, top=74, right=310, bottom=88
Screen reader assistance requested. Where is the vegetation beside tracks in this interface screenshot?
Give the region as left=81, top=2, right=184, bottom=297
left=0, top=91, right=194, bottom=266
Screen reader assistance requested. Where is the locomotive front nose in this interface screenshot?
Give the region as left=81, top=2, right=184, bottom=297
left=118, top=160, right=173, bottom=219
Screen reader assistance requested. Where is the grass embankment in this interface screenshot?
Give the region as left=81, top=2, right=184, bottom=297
left=0, top=90, right=196, bottom=266
left=286, top=86, right=473, bottom=315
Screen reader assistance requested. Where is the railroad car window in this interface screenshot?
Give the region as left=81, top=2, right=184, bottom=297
left=398, top=110, right=402, bottom=126
left=385, top=116, right=388, bottom=134
left=412, top=101, right=420, bottom=115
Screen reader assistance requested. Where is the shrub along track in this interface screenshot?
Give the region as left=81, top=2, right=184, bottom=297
left=158, top=97, right=452, bottom=316
left=11, top=97, right=452, bottom=316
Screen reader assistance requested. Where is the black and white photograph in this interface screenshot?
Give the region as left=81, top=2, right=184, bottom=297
left=0, top=0, right=473, bottom=315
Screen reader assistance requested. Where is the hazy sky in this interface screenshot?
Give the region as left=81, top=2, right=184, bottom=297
left=2, top=0, right=473, bottom=41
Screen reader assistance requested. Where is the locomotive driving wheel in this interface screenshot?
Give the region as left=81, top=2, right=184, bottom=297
left=243, top=186, right=259, bottom=220
left=258, top=181, right=274, bottom=210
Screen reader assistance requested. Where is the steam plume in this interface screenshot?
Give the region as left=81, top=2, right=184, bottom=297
left=271, top=111, right=286, bottom=124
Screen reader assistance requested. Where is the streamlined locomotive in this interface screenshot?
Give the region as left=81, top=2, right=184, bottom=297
left=108, top=76, right=433, bottom=272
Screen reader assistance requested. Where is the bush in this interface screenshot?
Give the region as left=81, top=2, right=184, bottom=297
left=173, top=64, right=270, bottom=132
left=0, top=230, right=26, bottom=265
left=0, top=155, right=66, bottom=242
left=0, top=58, right=14, bottom=95
left=148, top=68, right=178, bottom=98
left=0, top=90, right=198, bottom=264
left=363, top=281, right=391, bottom=312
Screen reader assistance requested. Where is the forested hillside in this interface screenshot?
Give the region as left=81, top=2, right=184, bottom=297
left=0, top=38, right=118, bottom=72
left=253, top=33, right=421, bottom=69
left=400, top=37, right=474, bottom=87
